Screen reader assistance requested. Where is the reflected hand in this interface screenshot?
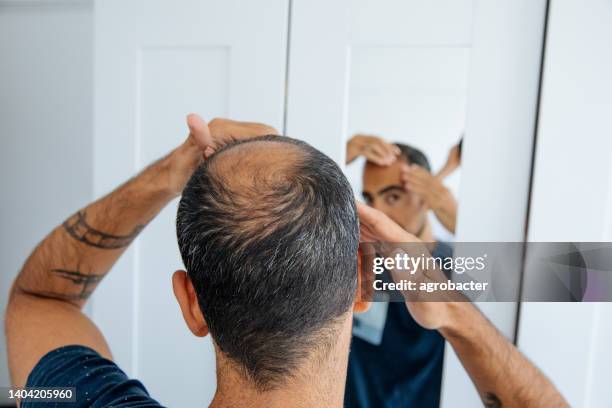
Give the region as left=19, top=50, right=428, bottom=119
left=166, top=114, right=278, bottom=195
left=401, top=164, right=458, bottom=233
left=356, top=202, right=461, bottom=330
left=346, top=134, right=400, bottom=165
left=436, top=141, right=462, bottom=179
left=357, top=201, right=418, bottom=243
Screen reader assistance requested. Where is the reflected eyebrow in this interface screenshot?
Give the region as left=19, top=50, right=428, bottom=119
left=377, top=185, right=405, bottom=196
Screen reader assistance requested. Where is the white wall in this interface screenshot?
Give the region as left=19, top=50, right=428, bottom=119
left=517, top=1, right=612, bottom=406
left=0, top=0, right=93, bottom=401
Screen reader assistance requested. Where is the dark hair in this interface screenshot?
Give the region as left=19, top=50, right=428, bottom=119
left=394, top=142, right=431, bottom=172
left=176, top=136, right=359, bottom=390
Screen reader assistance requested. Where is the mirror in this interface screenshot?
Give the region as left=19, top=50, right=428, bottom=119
left=338, top=3, right=472, bottom=407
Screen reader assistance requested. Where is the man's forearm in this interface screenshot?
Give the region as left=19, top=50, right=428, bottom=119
left=440, top=303, right=568, bottom=407
left=12, top=152, right=179, bottom=308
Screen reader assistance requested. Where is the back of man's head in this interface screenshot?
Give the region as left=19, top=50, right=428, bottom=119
left=176, top=136, right=359, bottom=390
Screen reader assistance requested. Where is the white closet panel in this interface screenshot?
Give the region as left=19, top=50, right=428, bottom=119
left=518, top=1, right=612, bottom=406
left=286, top=0, right=472, bottom=164
left=93, top=1, right=289, bottom=405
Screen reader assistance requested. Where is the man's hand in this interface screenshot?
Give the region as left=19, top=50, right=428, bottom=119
left=346, top=134, right=400, bottom=165
left=400, top=163, right=458, bottom=233
left=166, top=114, right=279, bottom=195
left=357, top=201, right=418, bottom=243
left=436, top=140, right=462, bottom=179
left=356, top=202, right=460, bottom=329
left=356, top=201, right=568, bottom=407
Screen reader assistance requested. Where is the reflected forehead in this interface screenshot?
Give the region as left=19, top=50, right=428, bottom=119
left=362, top=160, right=404, bottom=193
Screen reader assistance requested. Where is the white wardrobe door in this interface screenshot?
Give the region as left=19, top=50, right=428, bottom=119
left=93, top=1, right=289, bottom=405
left=286, top=1, right=547, bottom=407
left=518, top=1, right=612, bottom=406
left=286, top=0, right=473, bottom=165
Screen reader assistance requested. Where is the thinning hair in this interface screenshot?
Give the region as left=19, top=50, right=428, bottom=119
left=176, top=136, right=359, bottom=390
left=394, top=142, right=431, bottom=172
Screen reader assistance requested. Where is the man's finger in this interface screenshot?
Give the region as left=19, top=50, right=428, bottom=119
left=403, top=175, right=428, bottom=187
left=356, top=201, right=383, bottom=230
left=404, top=182, right=427, bottom=194
left=187, top=113, right=213, bottom=149
left=385, top=143, right=400, bottom=159
left=208, top=118, right=279, bottom=148
left=366, top=144, right=395, bottom=165
left=410, top=164, right=431, bottom=176
left=402, top=170, right=429, bottom=186
left=364, top=152, right=391, bottom=166
left=356, top=201, right=416, bottom=243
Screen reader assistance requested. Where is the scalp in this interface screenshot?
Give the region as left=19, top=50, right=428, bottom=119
left=203, top=140, right=312, bottom=250
left=210, top=140, right=304, bottom=192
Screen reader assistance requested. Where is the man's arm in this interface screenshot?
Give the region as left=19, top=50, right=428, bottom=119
left=5, top=115, right=277, bottom=387
left=439, top=302, right=567, bottom=407
left=357, top=202, right=568, bottom=407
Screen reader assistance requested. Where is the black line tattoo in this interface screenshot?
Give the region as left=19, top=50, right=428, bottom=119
left=51, top=267, right=105, bottom=300
left=17, top=286, right=96, bottom=302
left=63, top=210, right=144, bottom=249
left=483, top=392, right=502, bottom=408
left=15, top=262, right=105, bottom=302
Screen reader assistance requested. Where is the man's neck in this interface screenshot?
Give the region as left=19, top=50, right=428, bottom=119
left=210, top=316, right=352, bottom=408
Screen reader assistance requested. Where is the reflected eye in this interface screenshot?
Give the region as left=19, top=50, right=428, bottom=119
left=362, top=193, right=373, bottom=205
left=386, top=193, right=401, bottom=205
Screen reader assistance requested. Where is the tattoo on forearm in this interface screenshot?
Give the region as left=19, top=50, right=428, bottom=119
left=18, top=286, right=96, bottom=302
left=51, top=267, right=105, bottom=300
left=17, top=265, right=105, bottom=302
left=63, top=211, right=144, bottom=249
left=483, top=392, right=502, bottom=408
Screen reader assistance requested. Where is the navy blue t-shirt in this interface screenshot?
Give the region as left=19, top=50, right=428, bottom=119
left=24, top=345, right=163, bottom=407
left=345, top=242, right=453, bottom=408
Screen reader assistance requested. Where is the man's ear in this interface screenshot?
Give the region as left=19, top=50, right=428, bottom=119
left=353, top=249, right=372, bottom=313
left=172, top=270, right=209, bottom=337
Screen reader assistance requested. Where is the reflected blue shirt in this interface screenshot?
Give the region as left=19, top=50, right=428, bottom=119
left=345, top=242, right=453, bottom=408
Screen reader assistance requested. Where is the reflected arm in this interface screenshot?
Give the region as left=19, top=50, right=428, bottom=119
left=440, top=302, right=568, bottom=407
left=356, top=202, right=568, bottom=407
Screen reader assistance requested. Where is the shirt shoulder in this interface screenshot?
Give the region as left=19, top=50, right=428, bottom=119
left=24, top=345, right=164, bottom=407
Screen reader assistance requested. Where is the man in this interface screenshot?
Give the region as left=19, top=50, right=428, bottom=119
left=346, top=134, right=460, bottom=235
left=346, top=134, right=454, bottom=407
left=6, top=116, right=566, bottom=407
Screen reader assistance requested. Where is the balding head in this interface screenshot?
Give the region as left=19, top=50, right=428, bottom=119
left=176, top=136, right=359, bottom=390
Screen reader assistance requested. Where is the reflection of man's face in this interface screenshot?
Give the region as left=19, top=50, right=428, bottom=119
left=362, top=159, right=428, bottom=235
